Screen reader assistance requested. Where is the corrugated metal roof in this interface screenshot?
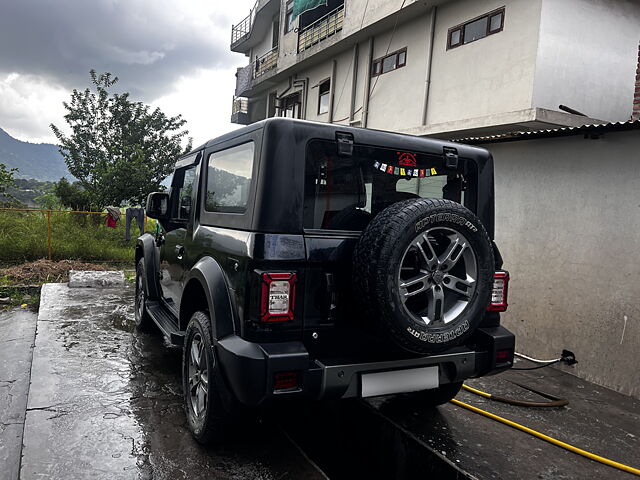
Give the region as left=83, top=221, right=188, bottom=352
left=453, top=119, right=640, bottom=145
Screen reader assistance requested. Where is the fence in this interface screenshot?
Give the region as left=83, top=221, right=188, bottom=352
left=0, top=207, right=154, bottom=265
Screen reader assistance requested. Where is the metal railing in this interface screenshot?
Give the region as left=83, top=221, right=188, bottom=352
left=298, top=4, right=345, bottom=53
left=253, top=47, right=278, bottom=78
left=232, top=96, right=249, bottom=115
left=231, top=8, right=255, bottom=45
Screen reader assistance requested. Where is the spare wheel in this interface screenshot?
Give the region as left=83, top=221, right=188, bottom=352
left=353, top=198, right=495, bottom=354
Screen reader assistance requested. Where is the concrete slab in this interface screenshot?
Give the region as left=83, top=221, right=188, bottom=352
left=0, top=309, right=38, bottom=480
left=368, top=363, right=640, bottom=479
left=68, top=270, right=125, bottom=288
left=20, top=283, right=327, bottom=480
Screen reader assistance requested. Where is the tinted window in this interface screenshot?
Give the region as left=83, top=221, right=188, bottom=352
left=178, top=167, right=197, bottom=219
left=489, top=12, right=503, bottom=32
left=304, top=140, right=463, bottom=231
left=206, top=142, right=254, bottom=213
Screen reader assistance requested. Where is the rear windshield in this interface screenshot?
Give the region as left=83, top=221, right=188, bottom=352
left=304, top=139, right=470, bottom=231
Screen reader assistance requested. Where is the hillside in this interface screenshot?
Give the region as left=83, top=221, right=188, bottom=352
left=0, top=128, right=71, bottom=181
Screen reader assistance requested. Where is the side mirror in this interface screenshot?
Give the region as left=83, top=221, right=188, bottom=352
left=146, top=192, right=170, bottom=220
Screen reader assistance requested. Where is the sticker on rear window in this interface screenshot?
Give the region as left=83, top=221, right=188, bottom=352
left=373, top=160, right=437, bottom=177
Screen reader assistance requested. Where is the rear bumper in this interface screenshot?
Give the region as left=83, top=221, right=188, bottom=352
left=216, top=326, right=515, bottom=407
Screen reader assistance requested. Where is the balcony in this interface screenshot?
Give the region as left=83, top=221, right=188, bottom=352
left=298, top=4, right=345, bottom=53
left=231, top=96, right=250, bottom=125
left=254, top=47, right=278, bottom=78
left=230, top=0, right=280, bottom=53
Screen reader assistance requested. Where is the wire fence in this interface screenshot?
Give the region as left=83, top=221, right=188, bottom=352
left=0, top=207, right=155, bottom=265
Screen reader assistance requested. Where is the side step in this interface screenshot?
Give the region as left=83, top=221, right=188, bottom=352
left=146, top=301, right=185, bottom=346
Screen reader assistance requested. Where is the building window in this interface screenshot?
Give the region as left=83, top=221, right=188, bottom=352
left=280, top=92, right=301, bottom=118
left=371, top=48, right=407, bottom=77
left=448, top=7, right=505, bottom=49
left=318, top=79, right=330, bottom=115
left=285, top=1, right=294, bottom=33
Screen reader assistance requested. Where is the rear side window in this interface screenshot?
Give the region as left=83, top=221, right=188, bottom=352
left=304, top=140, right=463, bottom=231
left=206, top=142, right=254, bottom=213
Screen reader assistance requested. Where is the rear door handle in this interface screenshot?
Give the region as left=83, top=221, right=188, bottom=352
left=175, top=245, right=185, bottom=260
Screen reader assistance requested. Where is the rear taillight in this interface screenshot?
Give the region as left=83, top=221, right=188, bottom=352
left=260, top=272, right=296, bottom=322
left=487, top=271, right=509, bottom=312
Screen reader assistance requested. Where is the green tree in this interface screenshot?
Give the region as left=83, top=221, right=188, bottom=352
left=50, top=70, right=191, bottom=208
left=53, top=178, right=94, bottom=211
left=0, top=163, right=18, bottom=206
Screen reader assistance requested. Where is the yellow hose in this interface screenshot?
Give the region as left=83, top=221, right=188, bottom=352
left=450, top=398, right=640, bottom=477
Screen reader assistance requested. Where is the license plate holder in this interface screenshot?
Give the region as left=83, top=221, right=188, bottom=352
left=361, top=366, right=439, bottom=398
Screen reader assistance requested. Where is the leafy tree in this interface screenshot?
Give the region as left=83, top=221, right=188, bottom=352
left=53, top=178, right=94, bottom=211
left=50, top=70, right=191, bottom=208
left=0, top=163, right=18, bottom=206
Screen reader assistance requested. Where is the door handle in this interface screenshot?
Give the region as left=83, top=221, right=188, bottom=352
left=176, top=245, right=185, bottom=260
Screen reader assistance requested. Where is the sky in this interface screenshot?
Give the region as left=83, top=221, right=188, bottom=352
left=0, top=0, right=256, bottom=147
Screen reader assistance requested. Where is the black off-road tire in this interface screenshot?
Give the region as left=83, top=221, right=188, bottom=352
left=411, top=382, right=463, bottom=407
left=183, top=311, right=233, bottom=444
left=353, top=198, right=494, bottom=355
left=134, top=258, right=156, bottom=332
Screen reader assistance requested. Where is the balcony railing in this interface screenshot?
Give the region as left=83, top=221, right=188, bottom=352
left=298, top=4, right=345, bottom=53
left=231, top=96, right=250, bottom=125
left=253, top=47, right=278, bottom=78
left=232, top=96, right=249, bottom=115
left=231, top=8, right=255, bottom=46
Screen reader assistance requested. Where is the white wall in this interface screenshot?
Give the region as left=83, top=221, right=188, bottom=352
left=486, top=131, right=640, bottom=398
left=427, top=0, right=542, bottom=126
left=533, top=0, right=640, bottom=122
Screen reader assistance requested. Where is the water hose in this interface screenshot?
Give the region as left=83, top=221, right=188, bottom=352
left=462, top=383, right=569, bottom=408
left=451, top=397, right=640, bottom=476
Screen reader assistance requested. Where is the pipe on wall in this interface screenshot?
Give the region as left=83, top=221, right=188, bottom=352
left=349, top=42, right=359, bottom=123
left=421, top=5, right=437, bottom=126
left=362, top=37, right=374, bottom=128
left=329, top=59, right=337, bottom=123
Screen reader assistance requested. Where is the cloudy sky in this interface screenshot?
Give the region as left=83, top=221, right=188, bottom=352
left=0, top=0, right=255, bottom=146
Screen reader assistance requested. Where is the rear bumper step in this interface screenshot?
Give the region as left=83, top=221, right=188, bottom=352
left=216, top=326, right=515, bottom=406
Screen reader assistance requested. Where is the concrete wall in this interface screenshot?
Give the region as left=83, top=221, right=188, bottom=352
left=484, top=130, right=640, bottom=398
left=533, top=0, right=640, bottom=122
left=427, top=0, right=542, bottom=125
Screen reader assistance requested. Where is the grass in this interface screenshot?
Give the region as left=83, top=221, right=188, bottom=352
left=0, top=210, right=156, bottom=264
left=0, top=286, right=41, bottom=311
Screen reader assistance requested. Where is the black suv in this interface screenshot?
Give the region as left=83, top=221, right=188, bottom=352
left=136, top=118, right=514, bottom=443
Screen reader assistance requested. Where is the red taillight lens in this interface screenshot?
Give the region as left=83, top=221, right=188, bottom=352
left=496, top=349, right=511, bottom=362
left=274, top=371, right=299, bottom=391
left=260, top=272, right=296, bottom=322
left=487, top=271, right=509, bottom=312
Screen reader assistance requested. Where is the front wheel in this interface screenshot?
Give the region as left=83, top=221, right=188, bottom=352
left=134, top=258, right=155, bottom=332
left=183, top=311, right=232, bottom=444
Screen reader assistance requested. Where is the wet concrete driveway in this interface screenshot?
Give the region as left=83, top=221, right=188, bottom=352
left=15, top=283, right=325, bottom=480
left=2, top=278, right=639, bottom=479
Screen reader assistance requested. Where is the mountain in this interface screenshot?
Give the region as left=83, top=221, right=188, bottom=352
left=0, top=127, right=71, bottom=181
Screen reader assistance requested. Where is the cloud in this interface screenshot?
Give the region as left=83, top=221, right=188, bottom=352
left=0, top=0, right=254, bottom=143
left=0, top=0, right=241, bottom=100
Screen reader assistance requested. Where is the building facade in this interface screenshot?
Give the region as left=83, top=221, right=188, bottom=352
left=230, top=0, right=640, bottom=138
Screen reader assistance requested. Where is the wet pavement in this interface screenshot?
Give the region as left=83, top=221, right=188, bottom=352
left=0, top=309, right=37, bottom=480
left=368, top=363, right=640, bottom=479
left=3, top=278, right=639, bottom=479
left=18, top=283, right=326, bottom=480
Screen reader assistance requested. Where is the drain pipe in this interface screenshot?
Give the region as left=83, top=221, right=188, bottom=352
left=329, top=59, right=337, bottom=123
left=362, top=37, right=374, bottom=127
left=349, top=43, right=359, bottom=123
left=421, top=6, right=437, bottom=126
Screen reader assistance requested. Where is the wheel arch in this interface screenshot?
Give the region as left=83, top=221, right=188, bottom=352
left=135, top=233, right=160, bottom=299
left=180, top=256, right=236, bottom=340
